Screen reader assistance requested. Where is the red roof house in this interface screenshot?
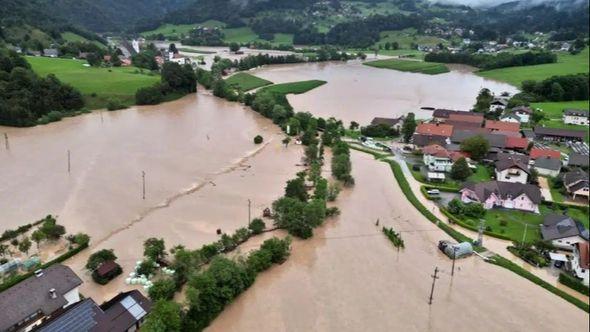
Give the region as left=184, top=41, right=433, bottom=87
left=416, top=123, right=453, bottom=137
left=505, top=137, right=529, bottom=150
left=485, top=120, right=520, bottom=132
left=530, top=148, right=561, bottom=160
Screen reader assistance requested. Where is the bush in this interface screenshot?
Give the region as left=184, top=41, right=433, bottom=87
left=86, top=249, right=117, bottom=270
left=559, top=273, right=590, bottom=295
left=248, top=218, right=266, bottom=235
left=148, top=278, right=177, bottom=301
left=106, top=98, right=126, bottom=111
left=254, top=135, right=263, bottom=144
left=260, top=237, right=291, bottom=264
left=136, top=85, right=164, bottom=105
left=137, top=259, right=157, bottom=277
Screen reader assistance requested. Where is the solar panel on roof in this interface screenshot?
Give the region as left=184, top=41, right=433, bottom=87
left=120, top=296, right=147, bottom=320
left=38, top=299, right=98, bottom=332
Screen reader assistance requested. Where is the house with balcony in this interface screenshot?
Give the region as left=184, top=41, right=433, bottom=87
left=422, top=144, right=467, bottom=172
left=563, top=169, right=589, bottom=200
left=540, top=214, right=589, bottom=250
left=563, top=109, right=589, bottom=126
left=460, top=181, right=542, bottom=213
left=494, top=153, right=530, bottom=184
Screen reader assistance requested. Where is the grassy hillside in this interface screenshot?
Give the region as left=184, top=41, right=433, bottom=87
left=477, top=48, right=589, bottom=87
left=376, top=28, right=447, bottom=49
left=61, top=32, right=105, bottom=48
left=27, top=56, right=160, bottom=109
left=364, top=58, right=449, bottom=75
left=260, top=80, right=327, bottom=95
left=225, top=73, right=272, bottom=91
left=140, top=20, right=226, bottom=38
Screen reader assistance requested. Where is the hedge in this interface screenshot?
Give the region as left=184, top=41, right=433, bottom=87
left=559, top=273, right=590, bottom=296
left=420, top=186, right=441, bottom=201
left=422, top=185, right=460, bottom=193
left=348, top=144, right=388, bottom=159
left=0, top=242, right=89, bottom=292
left=440, top=208, right=512, bottom=241
left=489, top=255, right=589, bottom=312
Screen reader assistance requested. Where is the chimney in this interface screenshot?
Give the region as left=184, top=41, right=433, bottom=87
left=49, top=288, right=57, bottom=299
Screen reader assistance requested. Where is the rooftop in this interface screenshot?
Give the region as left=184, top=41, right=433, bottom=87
left=541, top=214, right=589, bottom=241
left=564, top=109, right=589, bottom=117
left=534, top=126, right=587, bottom=139
left=462, top=181, right=542, bottom=204
left=0, top=265, right=82, bottom=331
left=495, top=153, right=530, bottom=173
left=370, top=117, right=403, bottom=127
left=485, top=120, right=520, bottom=132
left=530, top=148, right=561, bottom=160
left=533, top=157, right=562, bottom=171
left=505, top=137, right=529, bottom=149
left=416, top=123, right=453, bottom=137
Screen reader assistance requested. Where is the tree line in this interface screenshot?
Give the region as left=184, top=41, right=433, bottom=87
left=521, top=73, right=589, bottom=102
left=135, top=62, right=197, bottom=105
left=0, top=49, right=84, bottom=127
left=424, top=51, right=557, bottom=70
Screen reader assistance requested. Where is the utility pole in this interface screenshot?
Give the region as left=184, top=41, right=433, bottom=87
left=142, top=171, right=146, bottom=200
left=521, top=223, right=528, bottom=246
left=247, top=199, right=251, bottom=226
left=477, top=219, right=485, bottom=247
left=67, top=150, right=71, bottom=173
left=451, top=247, right=458, bottom=277
left=428, top=267, right=440, bottom=305
left=4, top=133, right=8, bottom=150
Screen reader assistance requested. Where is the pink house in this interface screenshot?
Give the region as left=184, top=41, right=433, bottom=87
left=460, top=181, right=542, bottom=213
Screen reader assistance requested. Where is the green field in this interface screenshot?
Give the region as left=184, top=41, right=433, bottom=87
left=141, top=20, right=226, bottom=38
left=376, top=28, right=447, bottom=49
left=26, top=56, right=160, bottom=109
left=222, top=27, right=260, bottom=43
left=530, top=100, right=590, bottom=140
left=477, top=48, right=589, bottom=87
left=225, top=73, right=273, bottom=91
left=467, top=165, right=492, bottom=182
left=61, top=32, right=105, bottom=48
left=364, top=58, right=449, bottom=75
left=272, top=33, right=294, bottom=45
left=260, top=80, right=327, bottom=95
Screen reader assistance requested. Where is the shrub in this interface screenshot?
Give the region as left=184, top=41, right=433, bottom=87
left=136, top=85, right=164, bottom=105
left=106, top=98, right=126, bottom=111
left=148, top=278, right=177, bottom=301
left=559, top=273, right=590, bottom=295
left=86, top=249, right=117, bottom=270
left=260, top=237, right=291, bottom=264
left=254, top=135, right=263, bottom=144
left=248, top=218, right=266, bottom=235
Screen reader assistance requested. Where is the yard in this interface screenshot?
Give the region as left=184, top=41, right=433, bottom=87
left=462, top=204, right=590, bottom=244
left=364, top=58, right=449, bottom=75
left=27, top=56, right=160, bottom=109
left=531, top=100, right=589, bottom=140
left=224, top=72, right=273, bottom=91
left=476, top=48, right=589, bottom=88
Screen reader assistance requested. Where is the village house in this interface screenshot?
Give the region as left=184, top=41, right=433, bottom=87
left=485, top=120, right=520, bottom=133
left=489, top=98, right=508, bottom=113
left=0, top=265, right=82, bottom=332
left=451, top=130, right=507, bottom=149
left=370, top=116, right=404, bottom=131
left=534, top=126, right=587, bottom=142
left=495, top=153, right=530, bottom=184
left=499, top=113, right=522, bottom=123
left=567, top=153, right=589, bottom=168
left=411, top=133, right=448, bottom=147
left=42, top=48, right=59, bottom=58
left=511, top=106, right=533, bottom=123
left=572, top=242, right=590, bottom=286
left=540, top=214, right=589, bottom=250
left=460, top=181, right=542, bottom=213
left=35, top=290, right=152, bottom=332
left=504, top=136, right=529, bottom=151
left=422, top=144, right=467, bottom=172
left=530, top=148, right=561, bottom=160
left=533, top=157, right=562, bottom=178
left=416, top=122, right=453, bottom=137
left=563, top=169, right=589, bottom=200
left=563, top=109, right=589, bottom=126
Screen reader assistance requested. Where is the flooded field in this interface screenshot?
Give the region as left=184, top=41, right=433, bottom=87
left=251, top=61, right=518, bottom=124
left=208, top=151, right=589, bottom=332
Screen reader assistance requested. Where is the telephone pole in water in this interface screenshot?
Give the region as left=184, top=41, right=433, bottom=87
left=142, top=171, right=146, bottom=200
left=247, top=199, right=251, bottom=226
left=67, top=150, right=71, bottom=173
left=428, top=267, right=440, bottom=305
left=4, top=133, right=8, bottom=150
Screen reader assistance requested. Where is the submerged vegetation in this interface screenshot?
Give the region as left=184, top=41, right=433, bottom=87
left=364, top=58, right=449, bottom=75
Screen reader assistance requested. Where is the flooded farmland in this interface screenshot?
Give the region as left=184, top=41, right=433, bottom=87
left=251, top=61, right=518, bottom=124
left=0, top=62, right=586, bottom=331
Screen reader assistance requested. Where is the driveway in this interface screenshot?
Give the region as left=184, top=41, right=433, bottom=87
left=538, top=177, right=553, bottom=201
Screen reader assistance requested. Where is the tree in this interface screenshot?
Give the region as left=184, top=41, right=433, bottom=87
left=349, top=121, right=359, bottom=130
left=460, top=135, right=490, bottom=161
left=18, top=237, right=32, bottom=255
left=474, top=88, right=493, bottom=112
left=401, top=112, right=417, bottom=143
left=285, top=177, right=309, bottom=202
left=39, top=216, right=65, bottom=240
left=549, top=82, right=564, bottom=101
left=282, top=136, right=291, bottom=147
left=137, top=259, right=157, bottom=276
left=260, top=237, right=291, bottom=263
left=31, top=230, right=46, bottom=249
left=254, top=135, right=263, bottom=144
left=248, top=218, right=266, bottom=235
left=229, top=42, right=241, bottom=53
left=169, top=43, right=178, bottom=54
left=0, top=244, right=8, bottom=258
left=73, top=233, right=90, bottom=246
left=447, top=199, right=465, bottom=215
left=86, top=53, right=101, bottom=67
left=450, top=157, right=472, bottom=180
left=148, top=278, right=177, bottom=301
left=144, top=238, right=166, bottom=262
left=136, top=85, right=163, bottom=105
left=142, top=300, right=183, bottom=332
left=86, top=249, right=117, bottom=270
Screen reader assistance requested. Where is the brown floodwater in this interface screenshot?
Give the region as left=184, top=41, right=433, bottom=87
left=207, top=151, right=589, bottom=332
left=251, top=61, right=519, bottom=124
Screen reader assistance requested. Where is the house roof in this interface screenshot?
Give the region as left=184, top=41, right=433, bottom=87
left=491, top=99, right=508, bottom=106
left=534, top=126, right=587, bottom=139
left=432, top=109, right=464, bottom=119
left=530, top=148, right=561, bottom=160
left=500, top=113, right=521, bottom=122
left=541, top=214, right=589, bottom=241
left=505, top=137, right=529, bottom=149
left=451, top=130, right=507, bottom=148
left=564, top=109, right=589, bottom=117
left=96, top=260, right=118, bottom=278
left=485, top=120, right=520, bottom=132
left=522, top=128, right=535, bottom=139
left=422, top=144, right=467, bottom=161
left=412, top=133, right=447, bottom=147
left=495, top=153, right=530, bottom=173
left=461, top=181, right=542, bottom=204
left=512, top=106, right=533, bottom=114
left=370, top=117, right=403, bottom=127
left=416, top=123, right=453, bottom=137
left=36, top=290, right=152, bottom=332
left=0, top=265, right=82, bottom=331
left=448, top=113, right=484, bottom=124
left=577, top=242, right=590, bottom=269
left=534, top=157, right=562, bottom=171
left=568, top=153, right=589, bottom=167
left=563, top=169, right=589, bottom=188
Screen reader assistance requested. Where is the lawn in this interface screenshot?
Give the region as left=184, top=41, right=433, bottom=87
left=467, top=165, right=492, bottom=182
left=272, top=33, right=294, bottom=45
left=225, top=73, right=273, bottom=91
left=223, top=27, right=260, bottom=44
left=464, top=204, right=590, bottom=243
left=61, top=32, right=105, bottom=48
left=364, top=58, right=449, bottom=75
left=531, top=100, right=589, bottom=119
left=27, top=56, right=160, bottom=109
left=260, top=80, right=327, bottom=95
left=477, top=48, right=589, bottom=87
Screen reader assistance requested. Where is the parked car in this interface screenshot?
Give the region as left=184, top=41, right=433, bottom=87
left=427, top=189, right=440, bottom=196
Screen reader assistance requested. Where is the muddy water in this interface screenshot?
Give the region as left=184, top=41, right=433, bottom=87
left=251, top=61, right=519, bottom=124
left=0, top=90, right=303, bottom=301
left=208, top=151, right=588, bottom=332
